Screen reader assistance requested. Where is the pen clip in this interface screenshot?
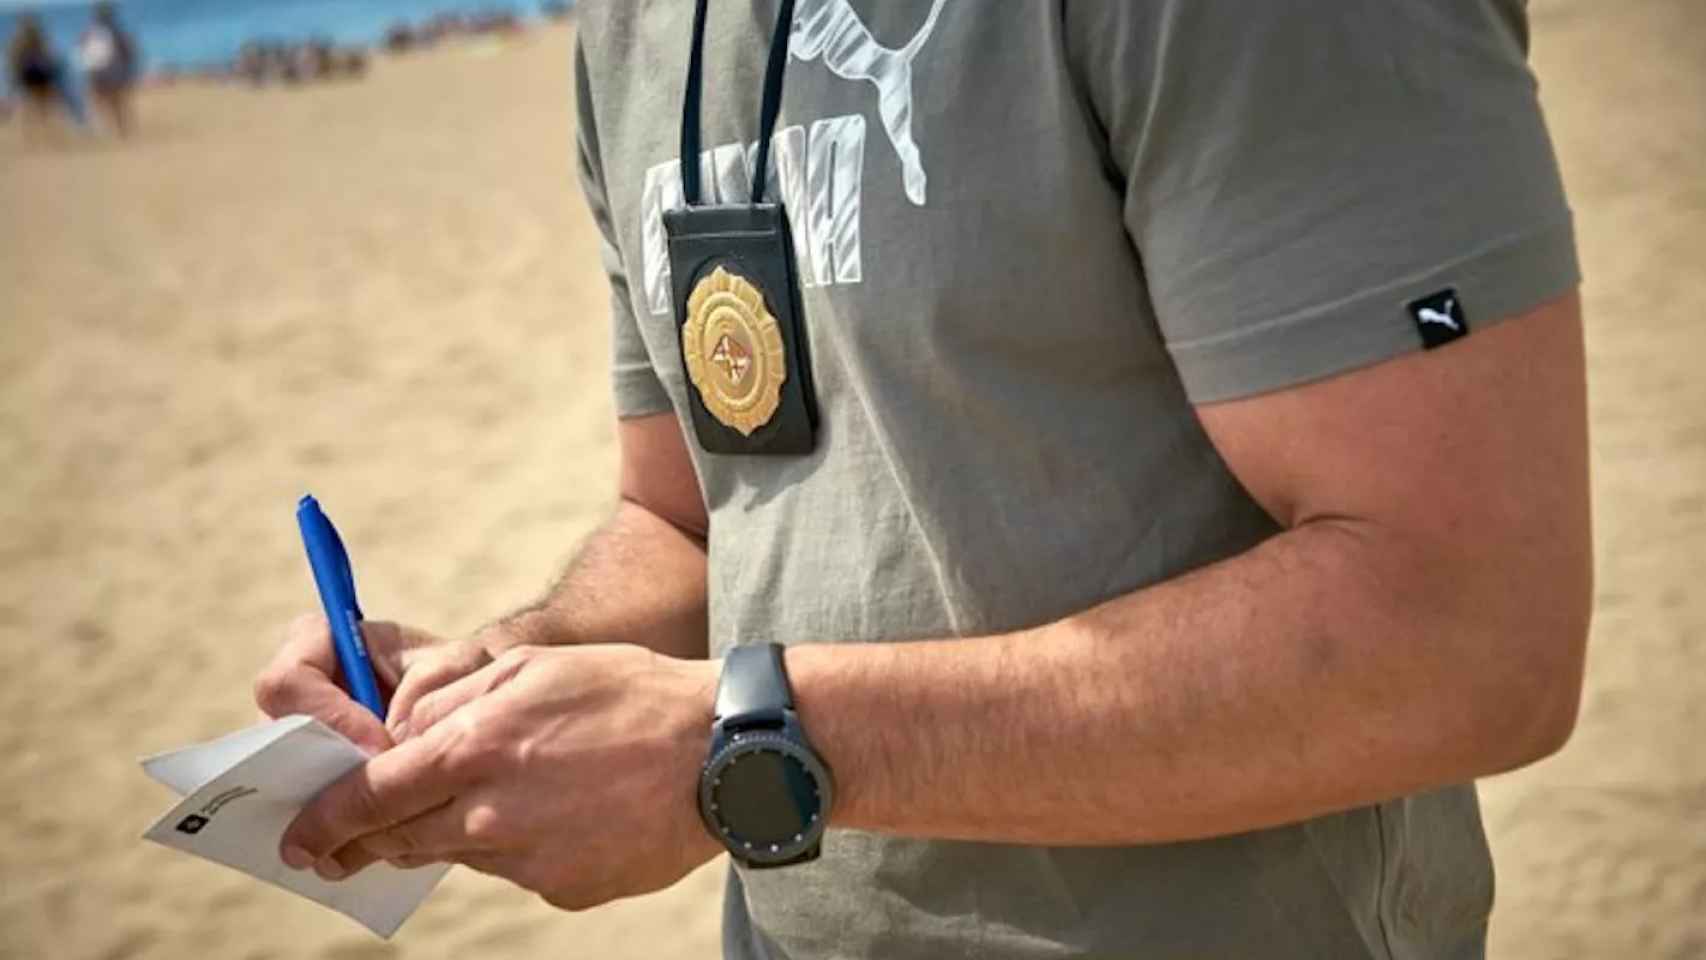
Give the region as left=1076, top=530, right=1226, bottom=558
left=327, top=519, right=362, bottom=622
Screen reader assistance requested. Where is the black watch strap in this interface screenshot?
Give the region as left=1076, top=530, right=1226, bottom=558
left=715, top=643, right=793, bottom=727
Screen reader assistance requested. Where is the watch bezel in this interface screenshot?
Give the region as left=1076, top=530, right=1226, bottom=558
left=698, top=718, right=834, bottom=867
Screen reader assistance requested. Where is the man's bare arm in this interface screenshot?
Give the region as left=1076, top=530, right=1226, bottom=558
left=788, top=293, right=1592, bottom=844
left=279, top=295, right=1592, bottom=900
left=483, top=412, right=711, bottom=661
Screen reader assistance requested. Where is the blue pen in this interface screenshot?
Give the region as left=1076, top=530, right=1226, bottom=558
left=297, top=495, right=386, bottom=719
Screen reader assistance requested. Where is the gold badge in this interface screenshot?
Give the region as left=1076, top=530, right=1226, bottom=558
left=682, top=266, right=788, bottom=436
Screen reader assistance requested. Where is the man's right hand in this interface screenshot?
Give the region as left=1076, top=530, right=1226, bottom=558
left=254, top=613, right=493, bottom=754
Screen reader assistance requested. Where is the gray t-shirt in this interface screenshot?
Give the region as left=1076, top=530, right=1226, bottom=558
left=573, top=2, right=1577, bottom=957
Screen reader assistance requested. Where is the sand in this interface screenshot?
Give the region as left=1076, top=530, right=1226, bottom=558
left=0, top=3, right=1700, bottom=958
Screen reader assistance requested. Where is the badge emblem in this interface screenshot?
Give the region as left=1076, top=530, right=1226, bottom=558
left=682, top=266, right=788, bottom=436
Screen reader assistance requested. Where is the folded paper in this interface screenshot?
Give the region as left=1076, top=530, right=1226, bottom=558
left=141, top=715, right=449, bottom=937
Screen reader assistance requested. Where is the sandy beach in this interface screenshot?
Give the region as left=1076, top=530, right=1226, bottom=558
left=1, top=3, right=1701, bottom=958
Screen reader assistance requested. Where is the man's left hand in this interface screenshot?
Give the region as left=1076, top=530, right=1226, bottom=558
left=278, top=644, right=723, bottom=911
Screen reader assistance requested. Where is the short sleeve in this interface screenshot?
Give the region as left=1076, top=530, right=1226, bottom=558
left=1070, top=0, right=1579, bottom=403
left=575, top=40, right=673, bottom=419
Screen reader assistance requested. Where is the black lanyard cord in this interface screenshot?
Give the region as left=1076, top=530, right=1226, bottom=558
left=680, top=0, right=797, bottom=208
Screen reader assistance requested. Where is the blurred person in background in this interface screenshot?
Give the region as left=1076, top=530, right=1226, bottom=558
left=7, top=13, right=73, bottom=143
left=257, top=1, right=1593, bottom=957
left=78, top=2, right=138, bottom=137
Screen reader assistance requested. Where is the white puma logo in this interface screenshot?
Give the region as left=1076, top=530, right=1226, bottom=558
left=1417, top=299, right=1461, bottom=332
left=790, top=0, right=948, bottom=205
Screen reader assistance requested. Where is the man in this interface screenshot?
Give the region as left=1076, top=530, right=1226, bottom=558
left=257, top=2, right=1591, bottom=957
left=78, top=3, right=137, bottom=137
left=6, top=13, right=75, bottom=142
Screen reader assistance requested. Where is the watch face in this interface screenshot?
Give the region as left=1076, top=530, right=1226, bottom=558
left=702, top=734, right=831, bottom=862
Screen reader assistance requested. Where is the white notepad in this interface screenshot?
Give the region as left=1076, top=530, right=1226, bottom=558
left=141, top=715, right=450, bottom=937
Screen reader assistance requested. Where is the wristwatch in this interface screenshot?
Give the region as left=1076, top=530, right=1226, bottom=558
left=698, top=644, right=835, bottom=868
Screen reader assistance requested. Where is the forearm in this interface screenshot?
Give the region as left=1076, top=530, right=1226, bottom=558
left=788, top=518, right=1586, bottom=845
left=484, top=499, right=709, bottom=660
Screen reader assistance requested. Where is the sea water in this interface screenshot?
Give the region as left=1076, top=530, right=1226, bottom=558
left=2, top=0, right=567, bottom=93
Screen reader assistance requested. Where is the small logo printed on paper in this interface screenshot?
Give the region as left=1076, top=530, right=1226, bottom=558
left=1408, top=289, right=1469, bottom=348
left=172, top=786, right=258, bottom=837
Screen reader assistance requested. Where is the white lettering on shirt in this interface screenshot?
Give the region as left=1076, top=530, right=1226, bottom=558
left=640, top=114, right=869, bottom=316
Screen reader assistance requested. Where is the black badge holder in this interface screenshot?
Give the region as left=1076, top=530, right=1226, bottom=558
left=665, top=0, right=818, bottom=456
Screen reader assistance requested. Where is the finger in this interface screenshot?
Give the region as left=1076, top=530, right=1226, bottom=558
left=321, top=839, right=383, bottom=881
left=254, top=613, right=391, bottom=754
left=386, top=642, right=491, bottom=742
left=351, top=797, right=490, bottom=863
left=254, top=613, right=338, bottom=712
left=321, top=796, right=461, bottom=880
left=402, top=653, right=525, bottom=740
left=279, top=725, right=462, bottom=869
left=453, top=851, right=520, bottom=879
left=358, top=620, right=409, bottom=690
left=386, top=656, right=465, bottom=742
left=323, top=832, right=449, bottom=881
